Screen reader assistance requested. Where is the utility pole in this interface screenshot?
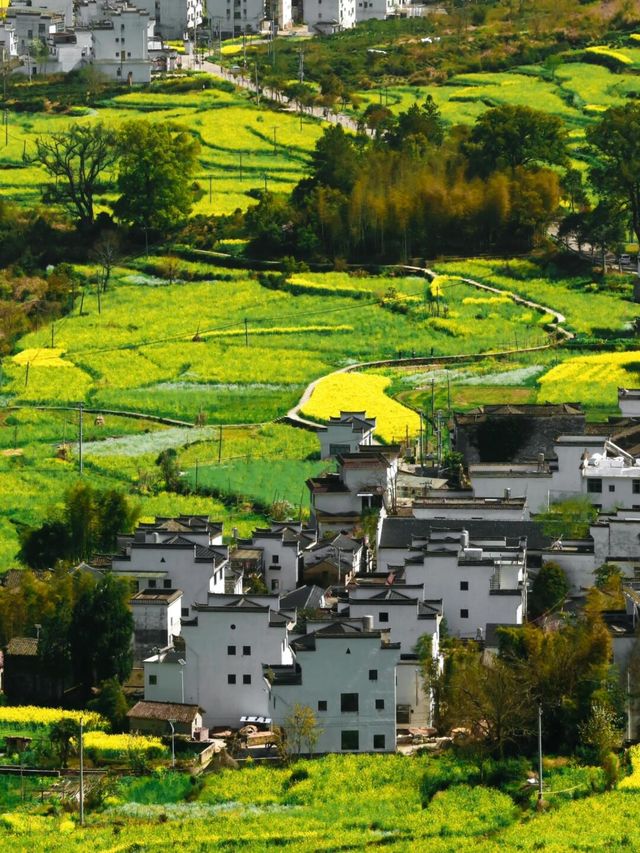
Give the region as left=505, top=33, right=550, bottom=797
left=51, top=323, right=55, bottom=348
left=218, top=425, right=223, bottom=463
left=297, top=48, right=304, bottom=84
left=78, top=402, right=84, bottom=474
left=537, top=702, right=544, bottom=808
left=169, top=720, right=176, bottom=768
left=272, top=127, right=277, bottom=156
left=4, top=109, right=7, bottom=147
left=79, top=717, right=85, bottom=825
left=195, top=458, right=199, bottom=492
left=244, top=317, right=249, bottom=346
left=208, top=175, right=212, bottom=204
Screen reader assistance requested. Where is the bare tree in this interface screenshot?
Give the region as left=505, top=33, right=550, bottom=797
left=92, top=233, right=120, bottom=294
left=276, top=704, right=321, bottom=762
left=29, top=123, right=118, bottom=228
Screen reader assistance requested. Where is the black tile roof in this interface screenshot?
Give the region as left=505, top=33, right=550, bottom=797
left=379, top=518, right=552, bottom=552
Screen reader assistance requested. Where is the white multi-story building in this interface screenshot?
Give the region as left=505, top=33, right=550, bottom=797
left=318, top=411, right=375, bottom=460
left=240, top=522, right=315, bottom=594
left=267, top=619, right=400, bottom=753
left=112, top=517, right=232, bottom=620
left=470, top=435, right=640, bottom=513
left=206, top=0, right=291, bottom=37
left=619, top=388, right=640, bottom=419
left=303, top=0, right=356, bottom=31
left=133, top=0, right=201, bottom=40
left=355, top=0, right=402, bottom=22
left=87, top=4, right=152, bottom=83
left=144, top=593, right=295, bottom=728
left=5, top=8, right=63, bottom=55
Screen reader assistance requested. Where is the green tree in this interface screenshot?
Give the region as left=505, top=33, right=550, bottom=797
left=528, top=561, right=569, bottom=620
left=49, top=718, right=78, bottom=768
left=114, top=121, right=201, bottom=234
left=467, top=104, right=567, bottom=175
left=70, top=573, right=133, bottom=695
left=30, top=123, right=118, bottom=228
left=587, top=102, right=640, bottom=253
left=19, top=520, right=71, bottom=570
left=388, top=96, right=445, bottom=149
left=87, top=678, right=129, bottom=732
left=156, top=448, right=181, bottom=491
left=307, top=125, right=361, bottom=193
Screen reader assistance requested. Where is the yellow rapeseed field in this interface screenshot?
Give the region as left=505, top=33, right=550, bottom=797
left=301, top=372, right=420, bottom=442
left=538, top=351, right=640, bottom=407
left=83, top=732, right=167, bottom=758
left=0, top=706, right=106, bottom=729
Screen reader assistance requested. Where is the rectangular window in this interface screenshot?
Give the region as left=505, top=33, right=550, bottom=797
left=271, top=579, right=279, bottom=591
left=375, top=698, right=384, bottom=710
left=634, top=480, right=640, bottom=494
left=373, top=734, right=385, bottom=750
left=148, top=579, right=157, bottom=588
left=163, top=579, right=171, bottom=589
left=587, top=478, right=602, bottom=494
left=379, top=612, right=389, bottom=623
left=460, top=581, right=469, bottom=591
left=609, top=484, right=615, bottom=493
left=272, top=555, right=279, bottom=564
left=228, top=674, right=236, bottom=684
left=149, top=674, right=157, bottom=685
left=318, top=700, right=327, bottom=711
left=460, top=609, right=469, bottom=619
left=181, top=607, right=189, bottom=617
left=341, top=730, right=359, bottom=750
left=227, top=645, right=236, bottom=655
left=341, top=693, right=359, bottom=712
left=243, top=645, right=251, bottom=656
left=369, top=669, right=378, bottom=681
left=243, top=674, right=251, bottom=685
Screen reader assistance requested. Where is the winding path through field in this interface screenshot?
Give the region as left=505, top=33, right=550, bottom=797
left=283, top=265, right=572, bottom=431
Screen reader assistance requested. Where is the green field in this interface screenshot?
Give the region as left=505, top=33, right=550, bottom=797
left=0, top=752, right=633, bottom=851
left=2, top=82, right=324, bottom=215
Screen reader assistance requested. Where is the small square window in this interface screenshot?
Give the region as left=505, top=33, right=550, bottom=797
left=318, top=700, right=327, bottom=711
left=272, top=554, right=279, bottom=564
left=379, top=612, right=389, bottom=623
left=587, top=478, right=602, bottom=494
left=460, top=581, right=469, bottom=591
left=228, top=674, right=236, bottom=684
left=243, top=645, right=251, bottom=656
left=243, top=674, right=251, bottom=685
left=609, top=484, right=615, bottom=493
left=148, top=579, right=157, bottom=588
left=375, top=698, right=384, bottom=710
left=373, top=734, right=385, bottom=750
left=341, top=730, right=358, bottom=750
left=149, top=674, right=157, bottom=685
left=163, top=579, right=171, bottom=589
left=181, top=607, right=189, bottom=617
left=227, top=645, right=236, bottom=655
left=271, top=579, right=279, bottom=591
left=369, top=669, right=378, bottom=681
left=460, top=609, right=469, bottom=619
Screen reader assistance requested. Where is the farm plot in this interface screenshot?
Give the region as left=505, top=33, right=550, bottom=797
left=1, top=84, right=324, bottom=216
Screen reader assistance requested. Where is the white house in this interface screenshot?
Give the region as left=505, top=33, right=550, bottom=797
left=307, top=446, right=400, bottom=534
left=304, top=0, right=356, bottom=31
left=302, top=531, right=368, bottom=586
left=144, top=594, right=295, bottom=728
left=83, top=4, right=151, bottom=83
left=5, top=8, right=63, bottom=56
left=130, top=588, right=182, bottom=665
left=240, top=522, right=315, bottom=594
left=470, top=435, right=640, bottom=513
left=266, top=619, right=400, bottom=753
left=206, top=0, right=291, bottom=37
left=112, top=517, right=231, bottom=620
left=355, top=0, right=402, bottom=22
left=8, top=0, right=73, bottom=29
left=409, top=494, right=528, bottom=521
left=0, top=24, right=18, bottom=58
left=133, top=0, right=201, bottom=40
left=318, top=411, right=375, bottom=460
left=619, top=388, right=640, bottom=419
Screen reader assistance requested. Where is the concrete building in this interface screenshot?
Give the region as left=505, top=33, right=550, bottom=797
left=144, top=594, right=295, bottom=728
left=619, top=389, right=640, bottom=419
left=303, top=0, right=356, bottom=31
left=5, top=7, right=63, bottom=55
left=112, top=517, right=231, bottom=620
left=130, top=588, right=182, bottom=665
left=318, top=411, right=375, bottom=460
left=267, top=619, right=400, bottom=753
left=470, top=435, right=640, bottom=514
left=133, top=0, right=202, bottom=40
left=206, top=0, right=291, bottom=37
left=355, top=0, right=403, bottom=21
left=307, top=446, right=400, bottom=534
left=87, top=4, right=152, bottom=83
left=234, top=522, right=315, bottom=594
left=302, top=531, right=368, bottom=587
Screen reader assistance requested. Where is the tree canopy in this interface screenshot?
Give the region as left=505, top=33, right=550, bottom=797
left=114, top=121, right=201, bottom=233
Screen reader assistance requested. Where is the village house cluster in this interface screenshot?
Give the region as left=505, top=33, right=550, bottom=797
left=0, top=0, right=434, bottom=80
left=6, top=394, right=640, bottom=753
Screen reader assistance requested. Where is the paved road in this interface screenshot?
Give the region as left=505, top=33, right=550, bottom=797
left=194, top=56, right=364, bottom=134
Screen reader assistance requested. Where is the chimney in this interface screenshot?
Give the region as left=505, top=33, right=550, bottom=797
left=503, top=488, right=511, bottom=501
left=460, top=529, right=469, bottom=549
left=363, top=615, right=374, bottom=632
left=537, top=452, right=545, bottom=472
